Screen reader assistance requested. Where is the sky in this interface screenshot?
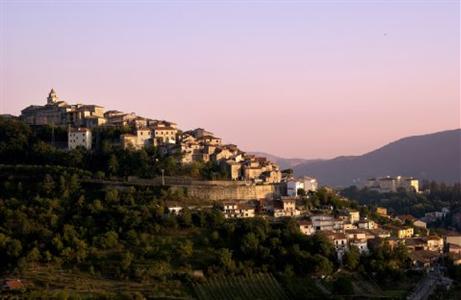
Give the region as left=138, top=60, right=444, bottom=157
left=0, top=0, right=459, bottom=159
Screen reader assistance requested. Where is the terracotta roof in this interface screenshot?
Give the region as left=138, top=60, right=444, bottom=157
left=3, top=279, right=24, bottom=289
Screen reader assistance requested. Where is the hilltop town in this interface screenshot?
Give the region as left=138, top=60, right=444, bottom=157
left=21, top=89, right=281, bottom=184
left=0, top=90, right=460, bottom=298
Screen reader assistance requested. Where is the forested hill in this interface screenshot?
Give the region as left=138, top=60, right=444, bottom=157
left=293, top=129, right=461, bottom=187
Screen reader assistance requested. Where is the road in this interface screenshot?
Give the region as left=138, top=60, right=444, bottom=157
left=407, top=266, right=453, bottom=300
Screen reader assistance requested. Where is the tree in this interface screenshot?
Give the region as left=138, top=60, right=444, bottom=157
left=6, top=239, right=22, bottom=258
left=108, top=154, right=119, bottom=176
left=177, top=240, right=193, bottom=260
left=42, top=174, right=55, bottom=195
left=343, top=246, right=360, bottom=270
left=218, top=248, right=235, bottom=271
left=240, top=233, right=259, bottom=256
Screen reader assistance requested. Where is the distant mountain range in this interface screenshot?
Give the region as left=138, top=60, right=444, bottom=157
left=254, top=129, right=461, bottom=187
left=247, top=152, right=321, bottom=170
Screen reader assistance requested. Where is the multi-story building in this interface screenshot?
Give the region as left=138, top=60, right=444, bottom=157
left=68, top=128, right=92, bottom=150
left=153, top=124, right=177, bottom=144
left=349, top=210, right=360, bottom=224
left=286, top=176, right=318, bottom=196
left=273, top=197, right=300, bottom=217
left=121, top=128, right=152, bottom=150
left=367, top=176, right=419, bottom=193
left=311, top=215, right=335, bottom=231
left=21, top=89, right=106, bottom=128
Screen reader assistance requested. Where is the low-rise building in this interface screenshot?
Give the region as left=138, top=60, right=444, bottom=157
left=376, top=207, right=388, bottom=217
left=273, top=197, right=300, bottom=217
left=397, top=227, right=414, bottom=239
left=121, top=128, right=152, bottom=150
left=357, top=219, right=378, bottom=230
left=350, top=239, right=369, bottom=254
left=222, top=201, right=255, bottom=219
left=299, top=220, right=315, bottom=236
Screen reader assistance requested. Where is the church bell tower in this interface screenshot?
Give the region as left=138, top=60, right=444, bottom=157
left=47, top=88, right=59, bottom=104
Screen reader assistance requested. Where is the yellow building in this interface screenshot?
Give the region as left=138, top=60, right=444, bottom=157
left=397, top=227, right=414, bottom=239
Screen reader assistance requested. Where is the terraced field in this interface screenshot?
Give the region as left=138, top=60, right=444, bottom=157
left=194, top=273, right=289, bottom=300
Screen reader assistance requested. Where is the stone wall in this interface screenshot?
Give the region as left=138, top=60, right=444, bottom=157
left=171, top=183, right=281, bottom=201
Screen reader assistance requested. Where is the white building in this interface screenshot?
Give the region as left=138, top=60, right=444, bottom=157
left=287, top=179, right=304, bottom=196
left=222, top=201, right=255, bottom=219
left=302, top=176, right=318, bottom=192
left=367, top=176, right=419, bottom=193
left=287, top=176, right=318, bottom=196
left=68, top=128, right=92, bottom=150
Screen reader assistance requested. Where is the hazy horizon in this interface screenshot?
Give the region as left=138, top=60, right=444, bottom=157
left=1, top=1, right=459, bottom=158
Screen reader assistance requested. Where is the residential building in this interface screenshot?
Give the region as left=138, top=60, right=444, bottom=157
left=376, top=207, right=388, bottom=217
left=299, top=220, right=315, bottom=236
left=121, top=128, right=152, bottom=150
left=311, top=215, right=335, bottom=231
left=222, top=201, right=255, bottom=219
left=413, top=219, right=427, bottom=229
left=273, top=197, right=300, bottom=217
left=367, top=176, right=419, bottom=193
left=302, top=176, right=318, bottom=192
left=68, top=128, right=92, bottom=150
left=350, top=239, right=369, bottom=254
left=287, top=179, right=304, bottom=196
left=349, top=210, right=360, bottom=224
left=357, top=219, right=378, bottom=230
left=153, top=125, right=177, bottom=144
left=397, top=227, right=414, bottom=239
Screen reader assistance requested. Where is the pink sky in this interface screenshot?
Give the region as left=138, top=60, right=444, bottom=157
left=1, top=1, right=459, bottom=158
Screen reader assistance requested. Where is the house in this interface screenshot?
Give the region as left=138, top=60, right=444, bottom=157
left=302, top=176, right=318, bottom=192
left=369, top=229, right=391, bottom=239
left=167, top=204, right=183, bottom=215
left=350, top=239, right=369, bottom=254
left=448, top=244, right=461, bottom=255
left=68, top=127, right=92, bottom=150
left=426, top=236, right=444, bottom=253
left=349, top=210, right=360, bottom=224
left=153, top=125, right=177, bottom=144
left=299, top=220, right=315, bottom=236
left=413, top=219, right=427, bottom=229
left=357, top=219, right=378, bottom=230
left=376, top=207, right=388, bottom=217
left=286, top=176, right=318, bottom=196
left=273, top=197, right=300, bottom=217
left=324, top=231, right=348, bottom=259
left=408, top=250, right=440, bottom=270
left=311, top=215, right=335, bottom=231
left=121, top=128, right=152, bottom=150
left=345, top=229, right=368, bottom=241
left=444, top=231, right=461, bottom=247
left=287, top=179, right=304, bottom=197
left=1, top=279, right=25, bottom=290
left=386, top=225, right=414, bottom=239
left=222, top=201, right=255, bottom=219
left=222, top=160, right=242, bottom=180
left=397, top=227, right=414, bottom=239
